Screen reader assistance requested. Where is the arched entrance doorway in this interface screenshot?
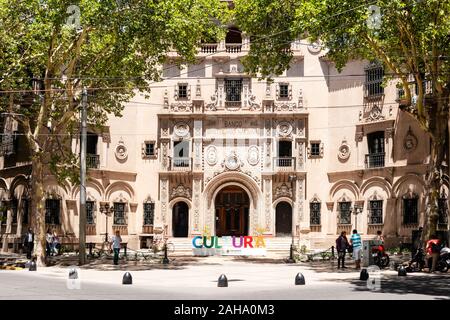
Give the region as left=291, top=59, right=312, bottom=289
left=215, top=186, right=249, bottom=236
left=275, top=202, right=292, bottom=237
left=172, top=202, right=189, bottom=237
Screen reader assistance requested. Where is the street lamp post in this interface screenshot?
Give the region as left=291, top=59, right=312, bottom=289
left=99, top=203, right=112, bottom=243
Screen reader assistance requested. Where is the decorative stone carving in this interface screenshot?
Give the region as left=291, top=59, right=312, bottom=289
left=222, top=151, right=243, bottom=171
left=174, top=122, right=190, bottom=138
left=367, top=104, right=384, bottom=121
left=206, top=90, right=218, bottom=111
left=205, top=145, right=218, bottom=166
left=276, top=121, right=293, bottom=137
left=274, top=102, right=297, bottom=112
left=195, top=80, right=201, bottom=98
left=247, top=92, right=260, bottom=111
left=161, top=179, right=168, bottom=223
left=369, top=190, right=383, bottom=201
left=171, top=184, right=191, bottom=200
left=298, top=141, right=305, bottom=169
left=338, top=192, right=352, bottom=202
left=403, top=126, right=418, bottom=152
left=386, top=127, right=395, bottom=139
left=264, top=179, right=271, bottom=231
left=308, top=41, right=322, bottom=53
left=337, top=139, right=351, bottom=161
left=115, top=138, right=128, bottom=161
left=247, top=145, right=259, bottom=166
left=163, top=89, right=169, bottom=109
left=355, top=131, right=364, bottom=142
left=298, top=89, right=303, bottom=108
left=193, top=179, right=201, bottom=231
left=170, top=102, right=192, bottom=112
left=274, top=183, right=293, bottom=199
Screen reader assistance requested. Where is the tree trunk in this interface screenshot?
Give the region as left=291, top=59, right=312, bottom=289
left=423, top=107, right=448, bottom=242
left=30, top=156, right=46, bottom=266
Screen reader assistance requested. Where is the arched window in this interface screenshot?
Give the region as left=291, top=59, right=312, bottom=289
left=402, top=189, right=418, bottom=225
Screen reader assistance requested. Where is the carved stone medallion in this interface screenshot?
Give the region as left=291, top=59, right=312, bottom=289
left=115, top=139, right=128, bottom=161
left=247, top=146, right=259, bottom=166
left=205, top=145, right=218, bottom=166
left=277, top=121, right=293, bottom=137
left=337, top=140, right=351, bottom=161
left=174, top=122, right=190, bottom=138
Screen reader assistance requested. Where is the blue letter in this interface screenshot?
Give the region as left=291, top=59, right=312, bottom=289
left=192, top=236, right=202, bottom=248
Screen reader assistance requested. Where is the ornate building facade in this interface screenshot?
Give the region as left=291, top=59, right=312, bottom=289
left=0, top=34, right=449, bottom=252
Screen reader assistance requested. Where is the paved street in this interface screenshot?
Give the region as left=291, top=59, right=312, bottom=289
left=0, top=257, right=449, bottom=300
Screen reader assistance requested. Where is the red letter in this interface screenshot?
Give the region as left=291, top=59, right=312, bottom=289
left=244, top=236, right=253, bottom=248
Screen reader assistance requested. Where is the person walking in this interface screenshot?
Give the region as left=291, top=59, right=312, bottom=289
left=52, top=231, right=60, bottom=256
left=426, top=234, right=441, bottom=273
left=336, top=231, right=349, bottom=269
left=111, top=230, right=122, bottom=265
left=45, top=229, right=53, bottom=257
left=350, top=229, right=362, bottom=270
left=23, top=228, right=34, bottom=259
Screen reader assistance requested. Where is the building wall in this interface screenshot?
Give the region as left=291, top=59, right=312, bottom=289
left=1, top=39, right=448, bottom=252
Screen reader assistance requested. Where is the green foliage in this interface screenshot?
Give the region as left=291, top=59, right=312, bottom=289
left=0, top=0, right=224, bottom=183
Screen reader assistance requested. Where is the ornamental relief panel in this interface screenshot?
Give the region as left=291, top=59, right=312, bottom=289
left=274, top=183, right=293, bottom=200
left=170, top=184, right=192, bottom=200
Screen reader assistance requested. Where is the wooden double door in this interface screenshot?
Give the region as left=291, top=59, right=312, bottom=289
left=215, top=186, right=249, bottom=237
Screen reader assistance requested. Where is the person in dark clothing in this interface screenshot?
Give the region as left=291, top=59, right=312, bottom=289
left=23, top=228, right=34, bottom=259
left=336, top=231, right=350, bottom=269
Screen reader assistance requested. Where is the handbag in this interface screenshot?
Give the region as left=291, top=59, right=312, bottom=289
left=347, top=245, right=353, bottom=253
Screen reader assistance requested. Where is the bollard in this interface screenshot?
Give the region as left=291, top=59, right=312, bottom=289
left=122, top=272, right=133, bottom=285
left=398, top=266, right=407, bottom=276
left=69, top=268, right=78, bottom=279
left=360, top=268, right=369, bottom=280
left=295, top=273, right=305, bottom=285
left=217, top=274, right=228, bottom=287
left=29, top=260, right=37, bottom=271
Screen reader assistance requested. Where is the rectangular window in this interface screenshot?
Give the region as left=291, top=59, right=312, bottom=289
left=113, top=202, right=126, bottom=225
left=23, top=199, right=29, bottom=225
left=438, top=198, right=448, bottom=225
left=225, top=79, right=243, bottom=102
left=369, top=200, right=383, bottom=224
left=338, top=202, right=351, bottom=224
left=365, top=64, right=384, bottom=97
left=144, top=142, right=155, bottom=157
left=0, top=201, right=6, bottom=225
left=86, top=201, right=95, bottom=225
left=279, top=84, right=289, bottom=98
left=143, top=203, right=155, bottom=225
left=178, top=84, right=188, bottom=99
left=403, top=198, right=418, bottom=224
left=310, top=202, right=321, bottom=226
left=45, top=199, right=61, bottom=225
left=310, top=142, right=321, bottom=157
left=11, top=199, right=17, bottom=224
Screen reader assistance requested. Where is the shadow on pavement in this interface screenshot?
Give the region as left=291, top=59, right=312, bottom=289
left=322, top=274, right=450, bottom=298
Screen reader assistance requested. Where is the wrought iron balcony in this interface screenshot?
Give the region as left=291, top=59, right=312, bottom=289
left=86, top=154, right=100, bottom=169
left=170, top=157, right=192, bottom=171
left=273, top=157, right=296, bottom=172
left=365, top=152, right=385, bottom=168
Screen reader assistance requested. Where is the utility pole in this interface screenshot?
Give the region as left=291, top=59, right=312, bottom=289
left=79, top=87, right=87, bottom=265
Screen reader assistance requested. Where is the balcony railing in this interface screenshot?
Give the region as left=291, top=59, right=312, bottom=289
left=87, top=154, right=100, bottom=169
left=273, top=157, right=296, bottom=171
left=365, top=153, right=385, bottom=168
left=170, top=157, right=192, bottom=171
left=225, top=43, right=242, bottom=53
left=224, top=101, right=242, bottom=109
left=200, top=43, right=218, bottom=53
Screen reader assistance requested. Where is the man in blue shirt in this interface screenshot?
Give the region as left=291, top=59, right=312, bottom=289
left=350, top=229, right=362, bottom=270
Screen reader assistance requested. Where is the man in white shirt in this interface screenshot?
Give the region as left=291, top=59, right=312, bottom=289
left=111, top=230, right=122, bottom=265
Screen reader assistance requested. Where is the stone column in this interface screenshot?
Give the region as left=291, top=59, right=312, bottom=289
left=16, top=197, right=23, bottom=237
left=263, top=177, right=272, bottom=235
left=2, top=200, right=12, bottom=252
left=326, top=201, right=335, bottom=235
left=297, top=178, right=305, bottom=230
left=356, top=131, right=364, bottom=168
left=160, top=178, right=169, bottom=229
left=385, top=127, right=394, bottom=165
left=192, top=176, right=202, bottom=235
